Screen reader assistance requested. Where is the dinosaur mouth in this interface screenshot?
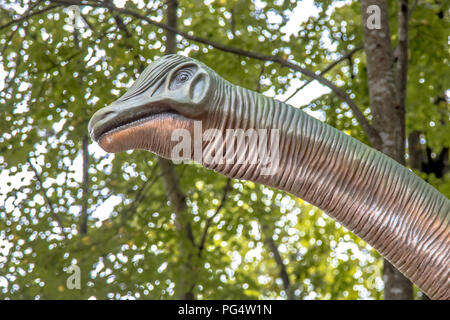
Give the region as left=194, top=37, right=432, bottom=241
left=93, top=104, right=180, bottom=142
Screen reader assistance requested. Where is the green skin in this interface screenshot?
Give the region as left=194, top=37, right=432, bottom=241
left=89, top=54, right=450, bottom=299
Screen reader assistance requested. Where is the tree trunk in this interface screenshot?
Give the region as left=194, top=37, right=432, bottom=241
left=361, top=0, right=413, bottom=300
left=158, top=158, right=196, bottom=300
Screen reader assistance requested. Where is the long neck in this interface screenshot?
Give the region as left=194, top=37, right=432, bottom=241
left=204, top=83, right=450, bottom=299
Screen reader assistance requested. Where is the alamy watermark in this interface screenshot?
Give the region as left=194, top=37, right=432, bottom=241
left=65, top=5, right=83, bottom=30
left=171, top=121, right=280, bottom=176
left=366, top=5, right=381, bottom=30
left=66, top=264, right=81, bottom=290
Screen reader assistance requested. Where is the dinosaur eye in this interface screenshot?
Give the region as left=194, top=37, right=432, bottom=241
left=169, top=66, right=197, bottom=90
left=175, top=72, right=190, bottom=83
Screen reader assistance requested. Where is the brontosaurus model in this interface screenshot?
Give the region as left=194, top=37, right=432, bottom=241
left=88, top=55, right=449, bottom=299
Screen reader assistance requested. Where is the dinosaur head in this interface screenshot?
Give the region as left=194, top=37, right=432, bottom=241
left=88, top=54, right=216, bottom=158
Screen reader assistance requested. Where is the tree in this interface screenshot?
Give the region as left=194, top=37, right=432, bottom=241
left=0, top=0, right=448, bottom=299
left=361, top=0, right=413, bottom=300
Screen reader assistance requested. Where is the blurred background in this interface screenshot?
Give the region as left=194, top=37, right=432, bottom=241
left=0, top=0, right=448, bottom=299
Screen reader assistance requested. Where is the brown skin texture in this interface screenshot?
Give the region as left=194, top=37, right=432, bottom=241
left=98, top=113, right=195, bottom=158
left=89, top=55, right=450, bottom=299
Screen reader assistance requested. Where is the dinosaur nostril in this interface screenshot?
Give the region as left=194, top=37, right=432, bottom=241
left=101, top=110, right=116, bottom=119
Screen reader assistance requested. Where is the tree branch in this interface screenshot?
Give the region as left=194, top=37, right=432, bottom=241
left=260, top=222, right=295, bottom=300
left=27, top=157, right=67, bottom=239
left=158, top=159, right=196, bottom=245
left=118, top=162, right=161, bottom=221
left=408, top=0, right=418, bottom=20
left=396, top=0, right=409, bottom=123
left=0, top=27, right=19, bottom=57
left=284, top=45, right=364, bottom=102
left=79, top=136, right=90, bottom=234
left=0, top=4, right=60, bottom=31
left=198, top=178, right=232, bottom=256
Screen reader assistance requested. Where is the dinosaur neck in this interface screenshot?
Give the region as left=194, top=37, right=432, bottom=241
left=204, top=83, right=450, bottom=299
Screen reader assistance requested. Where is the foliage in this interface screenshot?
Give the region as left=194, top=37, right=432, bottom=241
left=0, top=0, right=447, bottom=299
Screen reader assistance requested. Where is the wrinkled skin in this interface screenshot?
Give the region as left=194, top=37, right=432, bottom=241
left=89, top=54, right=450, bottom=299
